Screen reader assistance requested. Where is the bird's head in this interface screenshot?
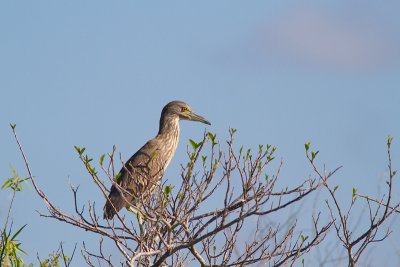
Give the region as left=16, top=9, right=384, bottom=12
left=162, top=100, right=211, bottom=125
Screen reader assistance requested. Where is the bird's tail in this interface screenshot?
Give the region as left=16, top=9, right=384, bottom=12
left=103, top=192, right=125, bottom=219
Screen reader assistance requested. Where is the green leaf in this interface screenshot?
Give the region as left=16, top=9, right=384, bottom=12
left=301, top=234, right=308, bottom=242
left=74, top=145, right=86, bottom=156
left=99, top=154, right=105, bottom=165
left=64, top=255, right=71, bottom=264
left=84, top=155, right=92, bottom=163
left=388, top=134, right=393, bottom=146
left=305, top=142, right=310, bottom=152
left=10, top=164, right=18, bottom=178
left=11, top=224, right=27, bottom=241
left=88, top=166, right=96, bottom=175
left=207, top=132, right=217, bottom=145
left=165, top=185, right=171, bottom=194
left=189, top=139, right=198, bottom=150
left=311, top=150, right=319, bottom=161
left=2, top=165, right=28, bottom=192
left=151, top=150, right=157, bottom=159
left=164, top=185, right=175, bottom=199
left=230, top=128, right=237, bottom=134
left=352, top=187, right=357, bottom=197
left=202, top=155, right=207, bottom=163
left=246, top=149, right=251, bottom=160
left=10, top=123, right=17, bottom=130
left=333, top=185, right=339, bottom=192
left=1, top=178, right=12, bottom=189
left=114, top=172, right=122, bottom=182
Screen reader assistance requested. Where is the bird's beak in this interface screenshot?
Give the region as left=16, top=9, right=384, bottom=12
left=189, top=112, right=211, bottom=125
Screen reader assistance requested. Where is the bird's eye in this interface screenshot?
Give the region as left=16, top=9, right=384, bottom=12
left=181, top=107, right=189, bottom=112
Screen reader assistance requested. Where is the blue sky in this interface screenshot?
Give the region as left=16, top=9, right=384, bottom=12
left=1, top=1, right=400, bottom=266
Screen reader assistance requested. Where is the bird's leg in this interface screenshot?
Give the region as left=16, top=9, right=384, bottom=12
left=128, top=206, right=146, bottom=235
left=137, top=212, right=145, bottom=236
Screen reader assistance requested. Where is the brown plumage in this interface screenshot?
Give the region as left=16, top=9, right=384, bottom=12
left=103, top=101, right=210, bottom=219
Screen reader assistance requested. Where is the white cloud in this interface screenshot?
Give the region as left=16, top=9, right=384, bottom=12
left=261, top=6, right=400, bottom=70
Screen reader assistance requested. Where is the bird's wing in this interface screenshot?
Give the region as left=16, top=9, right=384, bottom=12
left=116, top=138, right=165, bottom=197
left=103, top=138, right=166, bottom=219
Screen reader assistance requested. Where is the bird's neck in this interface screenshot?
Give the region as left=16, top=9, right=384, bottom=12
left=158, top=116, right=180, bottom=141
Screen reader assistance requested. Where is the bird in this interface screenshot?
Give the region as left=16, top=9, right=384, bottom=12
left=103, top=100, right=211, bottom=220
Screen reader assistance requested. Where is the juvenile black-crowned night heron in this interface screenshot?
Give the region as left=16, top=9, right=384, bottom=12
left=103, top=100, right=210, bottom=219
